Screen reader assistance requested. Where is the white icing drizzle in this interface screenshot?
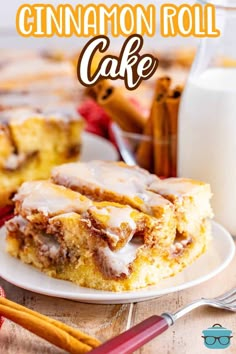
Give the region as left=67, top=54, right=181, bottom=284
left=98, top=240, right=142, bottom=277
left=0, top=107, right=81, bottom=124
left=0, top=108, right=41, bottom=123
left=149, top=178, right=209, bottom=197
left=170, top=237, right=192, bottom=255
left=6, top=215, right=28, bottom=233
left=0, top=93, right=62, bottom=110
left=14, top=181, right=92, bottom=216
left=0, top=49, right=37, bottom=64
left=0, top=58, right=73, bottom=82
left=90, top=205, right=136, bottom=229
left=12, top=75, right=78, bottom=92
left=4, top=153, right=27, bottom=170
left=52, top=161, right=159, bottom=198
left=137, top=190, right=171, bottom=207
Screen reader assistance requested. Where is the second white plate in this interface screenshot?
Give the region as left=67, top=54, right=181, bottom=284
left=0, top=222, right=234, bottom=304
left=80, top=132, right=118, bottom=162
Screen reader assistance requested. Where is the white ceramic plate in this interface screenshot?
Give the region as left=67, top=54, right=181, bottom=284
left=80, top=132, right=118, bottom=162
left=0, top=222, right=234, bottom=304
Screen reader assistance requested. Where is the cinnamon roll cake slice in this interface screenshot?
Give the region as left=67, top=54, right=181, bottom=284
left=6, top=180, right=183, bottom=291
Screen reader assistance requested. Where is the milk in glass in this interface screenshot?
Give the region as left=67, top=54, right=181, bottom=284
left=178, top=68, right=236, bottom=234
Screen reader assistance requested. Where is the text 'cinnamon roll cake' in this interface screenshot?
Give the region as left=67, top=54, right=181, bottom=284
left=6, top=161, right=213, bottom=292
left=0, top=107, right=84, bottom=207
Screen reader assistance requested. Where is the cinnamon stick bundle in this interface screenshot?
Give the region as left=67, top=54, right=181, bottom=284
left=86, top=77, right=182, bottom=177
left=87, top=80, right=146, bottom=134
left=136, top=77, right=182, bottom=177
left=0, top=297, right=100, bottom=354
left=136, top=77, right=171, bottom=174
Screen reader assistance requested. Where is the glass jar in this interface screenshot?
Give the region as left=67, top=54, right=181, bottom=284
left=178, top=0, right=236, bottom=235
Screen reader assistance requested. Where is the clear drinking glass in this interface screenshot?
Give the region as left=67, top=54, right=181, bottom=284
left=178, top=0, right=236, bottom=234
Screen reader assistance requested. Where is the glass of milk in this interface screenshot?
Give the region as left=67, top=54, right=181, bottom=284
left=178, top=0, right=236, bottom=234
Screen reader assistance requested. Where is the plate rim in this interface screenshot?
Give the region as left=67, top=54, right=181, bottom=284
left=0, top=221, right=235, bottom=303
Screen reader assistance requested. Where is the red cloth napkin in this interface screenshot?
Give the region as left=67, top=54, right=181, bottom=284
left=0, top=206, right=14, bottom=228
left=78, top=99, right=113, bottom=139
left=0, top=287, right=6, bottom=328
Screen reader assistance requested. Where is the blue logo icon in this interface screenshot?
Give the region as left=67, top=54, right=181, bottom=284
left=202, top=324, right=233, bottom=349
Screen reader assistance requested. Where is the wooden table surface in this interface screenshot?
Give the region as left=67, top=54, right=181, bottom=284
left=1, top=246, right=236, bottom=354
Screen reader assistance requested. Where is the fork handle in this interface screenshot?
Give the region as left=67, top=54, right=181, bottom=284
left=90, top=315, right=169, bottom=354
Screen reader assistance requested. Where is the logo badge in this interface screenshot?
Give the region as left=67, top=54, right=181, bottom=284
left=202, top=324, right=233, bottom=349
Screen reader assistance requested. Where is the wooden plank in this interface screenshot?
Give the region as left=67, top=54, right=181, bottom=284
left=1, top=246, right=235, bottom=353
left=0, top=279, right=131, bottom=353
left=133, top=253, right=236, bottom=354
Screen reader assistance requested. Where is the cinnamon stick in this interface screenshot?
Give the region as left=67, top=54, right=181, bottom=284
left=86, top=79, right=111, bottom=101
left=0, top=297, right=100, bottom=353
left=136, top=77, right=171, bottom=172
left=87, top=80, right=146, bottom=134
left=152, top=96, right=170, bottom=177
left=154, top=76, right=171, bottom=100
left=166, top=86, right=183, bottom=177
left=135, top=117, right=153, bottom=171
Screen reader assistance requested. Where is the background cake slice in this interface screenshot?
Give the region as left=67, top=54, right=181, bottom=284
left=0, top=107, right=84, bottom=207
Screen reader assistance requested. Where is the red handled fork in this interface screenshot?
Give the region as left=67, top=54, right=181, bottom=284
left=90, top=287, right=236, bottom=354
